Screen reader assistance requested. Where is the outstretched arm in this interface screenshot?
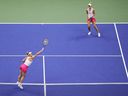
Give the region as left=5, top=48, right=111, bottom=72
left=32, top=48, right=45, bottom=59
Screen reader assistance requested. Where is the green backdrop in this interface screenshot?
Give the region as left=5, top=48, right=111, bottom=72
left=0, top=0, right=127, bottom=23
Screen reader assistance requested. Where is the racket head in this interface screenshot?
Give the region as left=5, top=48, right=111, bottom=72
left=43, top=38, right=49, bottom=46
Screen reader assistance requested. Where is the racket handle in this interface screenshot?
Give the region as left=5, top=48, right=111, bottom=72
left=41, top=47, right=45, bottom=51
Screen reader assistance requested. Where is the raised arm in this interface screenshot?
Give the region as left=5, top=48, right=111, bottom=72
left=32, top=48, right=45, bottom=59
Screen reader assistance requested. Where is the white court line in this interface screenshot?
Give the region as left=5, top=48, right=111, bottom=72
left=46, top=82, right=128, bottom=86
left=0, top=22, right=127, bottom=24
left=0, top=55, right=121, bottom=57
left=40, top=22, right=125, bottom=24
left=0, top=82, right=43, bottom=86
left=44, top=55, right=121, bottom=57
left=43, top=56, right=47, bottom=96
left=1, top=82, right=128, bottom=86
left=114, top=23, right=128, bottom=78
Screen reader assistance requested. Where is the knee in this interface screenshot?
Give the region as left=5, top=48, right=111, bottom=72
left=21, top=73, right=26, bottom=78
left=18, top=75, right=21, bottom=78
left=18, top=74, right=22, bottom=78
left=93, top=24, right=97, bottom=28
left=23, top=74, right=26, bottom=77
left=21, top=75, right=25, bottom=79
left=88, top=25, right=90, bottom=28
left=93, top=25, right=96, bottom=28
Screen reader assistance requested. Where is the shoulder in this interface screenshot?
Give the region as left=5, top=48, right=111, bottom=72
left=86, top=8, right=89, bottom=10
left=27, top=56, right=33, bottom=61
left=92, top=7, right=95, bottom=11
left=86, top=8, right=89, bottom=12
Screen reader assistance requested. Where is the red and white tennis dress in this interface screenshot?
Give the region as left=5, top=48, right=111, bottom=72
left=20, top=57, right=32, bottom=73
left=86, top=7, right=96, bottom=22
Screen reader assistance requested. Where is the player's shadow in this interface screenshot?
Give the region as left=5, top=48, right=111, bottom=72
left=74, top=34, right=89, bottom=40
left=70, top=32, right=101, bottom=41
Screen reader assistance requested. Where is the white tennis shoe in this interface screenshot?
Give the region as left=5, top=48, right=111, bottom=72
left=17, top=81, right=23, bottom=89
left=88, top=32, right=91, bottom=35
left=98, top=32, right=101, bottom=37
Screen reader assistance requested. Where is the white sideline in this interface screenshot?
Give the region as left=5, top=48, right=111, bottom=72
left=0, top=82, right=128, bottom=86
left=0, top=22, right=127, bottom=24
left=0, top=82, right=43, bottom=86
left=0, top=55, right=121, bottom=57
left=114, top=23, right=128, bottom=78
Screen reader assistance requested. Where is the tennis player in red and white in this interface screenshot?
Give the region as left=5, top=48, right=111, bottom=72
left=86, top=3, right=101, bottom=37
left=17, top=48, right=44, bottom=89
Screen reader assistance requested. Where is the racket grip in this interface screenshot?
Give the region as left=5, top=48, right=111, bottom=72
left=41, top=47, right=45, bottom=51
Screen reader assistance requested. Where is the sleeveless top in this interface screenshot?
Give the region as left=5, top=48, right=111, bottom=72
left=24, top=57, right=32, bottom=66
left=87, top=7, right=94, bottom=18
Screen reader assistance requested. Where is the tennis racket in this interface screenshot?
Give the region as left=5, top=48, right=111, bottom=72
left=42, top=38, right=48, bottom=48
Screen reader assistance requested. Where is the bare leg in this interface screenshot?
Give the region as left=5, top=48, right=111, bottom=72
left=17, top=71, right=25, bottom=89
left=87, top=21, right=91, bottom=35
left=92, top=22, right=100, bottom=37
left=20, top=71, right=26, bottom=83
left=87, top=21, right=91, bottom=32
left=92, top=22, right=99, bottom=33
left=18, top=70, right=22, bottom=82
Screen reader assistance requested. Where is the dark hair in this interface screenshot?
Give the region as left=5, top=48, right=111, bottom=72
left=26, top=52, right=32, bottom=56
left=26, top=52, right=29, bottom=55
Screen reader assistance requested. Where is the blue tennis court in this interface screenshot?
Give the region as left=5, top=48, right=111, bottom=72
left=0, top=23, right=128, bottom=96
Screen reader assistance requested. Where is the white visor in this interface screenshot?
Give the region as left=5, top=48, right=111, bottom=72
left=88, top=3, right=92, bottom=6
left=28, top=52, right=32, bottom=55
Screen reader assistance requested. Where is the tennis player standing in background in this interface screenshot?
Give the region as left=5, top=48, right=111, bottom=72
left=86, top=3, right=101, bottom=37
